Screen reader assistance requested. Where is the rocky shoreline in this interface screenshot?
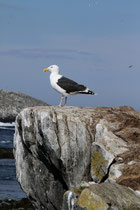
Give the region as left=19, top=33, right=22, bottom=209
left=0, top=89, right=48, bottom=123
left=0, top=89, right=48, bottom=209
left=1, top=88, right=140, bottom=209
left=0, top=198, right=34, bottom=210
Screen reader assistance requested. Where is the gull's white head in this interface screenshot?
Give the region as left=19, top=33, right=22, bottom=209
left=43, top=65, right=59, bottom=74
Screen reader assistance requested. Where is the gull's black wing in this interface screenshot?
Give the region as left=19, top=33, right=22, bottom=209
left=57, top=76, right=86, bottom=93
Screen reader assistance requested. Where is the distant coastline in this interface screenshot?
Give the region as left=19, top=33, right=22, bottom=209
left=0, top=89, right=48, bottom=123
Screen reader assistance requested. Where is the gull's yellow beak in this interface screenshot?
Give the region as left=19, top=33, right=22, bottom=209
left=43, top=68, right=49, bottom=72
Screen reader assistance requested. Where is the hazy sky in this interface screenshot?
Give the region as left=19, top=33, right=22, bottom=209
left=0, top=0, right=140, bottom=110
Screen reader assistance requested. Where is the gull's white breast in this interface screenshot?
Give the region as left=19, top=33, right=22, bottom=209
left=50, top=73, right=69, bottom=96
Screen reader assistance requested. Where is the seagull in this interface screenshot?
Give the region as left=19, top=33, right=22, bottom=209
left=128, top=65, right=133, bottom=69
left=43, top=65, right=96, bottom=107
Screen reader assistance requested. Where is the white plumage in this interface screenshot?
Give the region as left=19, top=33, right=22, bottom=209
left=43, top=65, right=96, bottom=107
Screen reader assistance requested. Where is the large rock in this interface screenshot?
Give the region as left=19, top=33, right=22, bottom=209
left=77, top=182, right=140, bottom=209
left=14, top=106, right=140, bottom=210
left=0, top=89, right=48, bottom=122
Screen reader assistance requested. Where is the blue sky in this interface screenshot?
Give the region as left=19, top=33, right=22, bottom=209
left=0, top=0, right=140, bottom=110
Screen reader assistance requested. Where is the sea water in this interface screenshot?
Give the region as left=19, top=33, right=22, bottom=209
left=0, top=123, right=26, bottom=200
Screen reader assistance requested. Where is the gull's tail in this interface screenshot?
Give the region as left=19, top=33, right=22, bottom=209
left=87, top=90, right=97, bottom=95
left=79, top=88, right=97, bottom=95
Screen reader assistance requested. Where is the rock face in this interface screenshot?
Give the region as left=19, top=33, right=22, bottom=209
left=14, top=106, right=140, bottom=210
left=0, top=89, right=48, bottom=122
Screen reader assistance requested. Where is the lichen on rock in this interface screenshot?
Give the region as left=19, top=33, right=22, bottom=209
left=77, top=188, right=109, bottom=210
left=91, top=150, right=108, bottom=182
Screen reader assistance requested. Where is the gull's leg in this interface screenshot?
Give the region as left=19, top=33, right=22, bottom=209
left=63, top=96, right=68, bottom=106
left=58, top=95, right=64, bottom=107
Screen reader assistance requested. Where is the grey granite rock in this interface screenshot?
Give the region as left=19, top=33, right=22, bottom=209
left=88, top=182, right=140, bottom=209
left=75, top=182, right=140, bottom=210
left=14, top=106, right=140, bottom=210
left=0, top=89, right=48, bottom=122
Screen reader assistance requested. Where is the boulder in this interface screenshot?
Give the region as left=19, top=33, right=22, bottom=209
left=0, top=89, right=48, bottom=122
left=77, top=188, right=109, bottom=210
left=77, top=182, right=140, bottom=210
left=14, top=106, right=140, bottom=210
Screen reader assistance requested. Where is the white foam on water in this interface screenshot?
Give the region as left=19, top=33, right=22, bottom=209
left=0, top=122, right=15, bottom=127
left=0, top=122, right=15, bottom=130
left=1, top=140, right=11, bottom=144
left=0, top=127, right=15, bottom=130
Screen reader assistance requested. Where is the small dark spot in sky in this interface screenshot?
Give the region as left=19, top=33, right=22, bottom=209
left=128, top=65, right=133, bottom=68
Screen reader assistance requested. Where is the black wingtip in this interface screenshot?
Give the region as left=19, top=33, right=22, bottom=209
left=88, top=90, right=97, bottom=95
